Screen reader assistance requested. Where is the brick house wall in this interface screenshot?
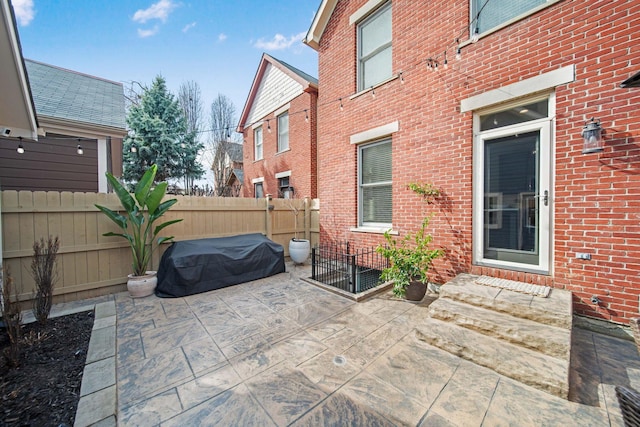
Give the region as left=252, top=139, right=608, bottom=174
left=241, top=90, right=318, bottom=199
left=238, top=54, right=318, bottom=200
left=310, top=0, right=640, bottom=323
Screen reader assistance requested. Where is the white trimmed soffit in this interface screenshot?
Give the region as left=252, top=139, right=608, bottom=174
left=251, top=177, right=265, bottom=184
left=275, top=170, right=291, bottom=179
left=304, top=0, right=338, bottom=50
left=350, top=121, right=399, bottom=145
left=349, top=0, right=388, bottom=24
left=460, top=65, right=575, bottom=113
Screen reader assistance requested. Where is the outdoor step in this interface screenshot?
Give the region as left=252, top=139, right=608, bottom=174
left=439, top=274, right=572, bottom=329
left=428, top=298, right=570, bottom=358
left=415, top=318, right=570, bottom=399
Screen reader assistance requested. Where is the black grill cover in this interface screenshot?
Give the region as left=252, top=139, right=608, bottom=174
left=155, top=233, right=285, bottom=298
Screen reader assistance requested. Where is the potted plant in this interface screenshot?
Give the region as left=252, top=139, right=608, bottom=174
left=95, top=165, right=182, bottom=298
left=376, top=183, right=443, bottom=300
left=287, top=196, right=310, bottom=264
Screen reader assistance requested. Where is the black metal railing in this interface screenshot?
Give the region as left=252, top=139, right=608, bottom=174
left=311, top=242, right=388, bottom=294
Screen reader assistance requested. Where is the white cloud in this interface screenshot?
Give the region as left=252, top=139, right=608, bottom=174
left=182, top=22, right=196, bottom=33
left=253, top=32, right=306, bottom=51
left=11, top=0, right=35, bottom=26
left=137, top=26, right=160, bottom=38
left=132, top=0, right=177, bottom=24
left=218, top=33, right=227, bottom=43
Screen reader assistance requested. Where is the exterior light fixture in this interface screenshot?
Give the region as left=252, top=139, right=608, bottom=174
left=77, top=144, right=84, bottom=155
left=582, top=118, right=604, bottom=154
left=17, top=143, right=24, bottom=154
left=471, top=26, right=480, bottom=43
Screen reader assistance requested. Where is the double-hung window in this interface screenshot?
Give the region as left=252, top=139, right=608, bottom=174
left=472, top=0, right=548, bottom=34
left=254, top=127, right=263, bottom=160
left=358, top=2, right=392, bottom=91
left=278, top=176, right=291, bottom=199
left=277, top=112, right=289, bottom=152
left=254, top=182, right=264, bottom=199
left=359, top=139, right=392, bottom=227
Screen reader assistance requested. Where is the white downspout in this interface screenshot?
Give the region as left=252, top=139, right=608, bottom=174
left=97, top=138, right=108, bottom=193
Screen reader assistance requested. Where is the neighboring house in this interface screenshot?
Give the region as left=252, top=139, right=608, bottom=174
left=237, top=53, right=318, bottom=199
left=0, top=59, right=126, bottom=192
left=305, top=0, right=640, bottom=323
left=219, top=142, right=244, bottom=197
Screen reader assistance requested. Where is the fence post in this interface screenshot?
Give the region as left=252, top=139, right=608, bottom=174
left=349, top=253, right=356, bottom=293
left=265, top=194, right=273, bottom=240
left=304, top=197, right=311, bottom=241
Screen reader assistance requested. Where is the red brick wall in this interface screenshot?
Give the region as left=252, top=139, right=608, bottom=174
left=316, top=0, right=640, bottom=323
left=241, top=90, right=318, bottom=199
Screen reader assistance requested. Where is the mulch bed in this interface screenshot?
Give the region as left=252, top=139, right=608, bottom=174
left=0, top=311, right=94, bottom=427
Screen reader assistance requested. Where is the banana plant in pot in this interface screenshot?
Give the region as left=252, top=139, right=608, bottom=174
left=376, top=183, right=443, bottom=301
left=95, top=165, right=182, bottom=298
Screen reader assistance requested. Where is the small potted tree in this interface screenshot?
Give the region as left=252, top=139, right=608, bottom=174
left=287, top=195, right=310, bottom=264
left=95, top=165, right=182, bottom=297
left=376, top=183, right=443, bottom=300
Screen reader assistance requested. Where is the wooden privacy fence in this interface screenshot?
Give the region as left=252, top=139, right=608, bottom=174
left=0, top=191, right=319, bottom=303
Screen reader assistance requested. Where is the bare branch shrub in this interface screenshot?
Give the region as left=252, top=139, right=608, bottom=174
left=2, top=267, right=22, bottom=367
left=30, top=236, right=60, bottom=326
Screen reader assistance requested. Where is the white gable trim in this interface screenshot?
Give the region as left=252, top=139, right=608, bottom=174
left=246, top=64, right=304, bottom=125
left=461, top=66, right=575, bottom=112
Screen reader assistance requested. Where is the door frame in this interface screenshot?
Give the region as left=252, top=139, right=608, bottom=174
left=472, top=93, right=555, bottom=274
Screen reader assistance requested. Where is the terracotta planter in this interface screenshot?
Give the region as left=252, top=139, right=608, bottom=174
left=405, top=280, right=428, bottom=301
left=289, top=238, right=310, bottom=264
left=127, top=271, right=157, bottom=298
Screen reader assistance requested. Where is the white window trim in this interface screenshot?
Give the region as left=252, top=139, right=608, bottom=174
left=471, top=93, right=556, bottom=275
left=461, top=65, right=574, bottom=112
left=357, top=1, right=392, bottom=92
left=277, top=111, right=289, bottom=153
left=350, top=121, right=399, bottom=145
left=466, top=0, right=563, bottom=45
left=273, top=103, right=290, bottom=118
left=358, top=138, right=392, bottom=230
left=275, top=170, right=291, bottom=179
left=349, top=74, right=400, bottom=100
left=251, top=177, right=264, bottom=184
left=254, top=127, right=263, bottom=161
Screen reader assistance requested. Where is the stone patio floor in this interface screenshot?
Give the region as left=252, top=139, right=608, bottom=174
left=54, top=263, right=640, bottom=426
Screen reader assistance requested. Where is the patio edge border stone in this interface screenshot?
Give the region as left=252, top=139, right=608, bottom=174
left=74, top=300, right=117, bottom=427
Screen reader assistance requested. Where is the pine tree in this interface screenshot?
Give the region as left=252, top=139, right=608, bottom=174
left=123, top=76, right=203, bottom=186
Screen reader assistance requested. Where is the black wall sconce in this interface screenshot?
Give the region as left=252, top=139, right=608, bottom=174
left=582, top=118, right=603, bottom=154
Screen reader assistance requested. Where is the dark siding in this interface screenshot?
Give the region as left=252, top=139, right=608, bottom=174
left=0, top=134, right=98, bottom=192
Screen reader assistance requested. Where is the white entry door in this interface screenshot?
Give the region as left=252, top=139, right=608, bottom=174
left=473, top=97, right=552, bottom=273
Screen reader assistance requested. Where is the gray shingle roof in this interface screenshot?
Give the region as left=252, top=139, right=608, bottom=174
left=274, top=57, right=318, bottom=86
left=25, top=59, right=126, bottom=129
left=228, top=143, right=243, bottom=162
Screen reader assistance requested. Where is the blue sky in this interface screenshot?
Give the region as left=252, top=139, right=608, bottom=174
left=11, top=0, right=320, bottom=123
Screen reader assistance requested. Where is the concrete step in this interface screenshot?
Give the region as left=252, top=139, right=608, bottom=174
left=415, top=318, right=570, bottom=399
left=440, top=274, right=572, bottom=329
left=428, top=298, right=571, bottom=359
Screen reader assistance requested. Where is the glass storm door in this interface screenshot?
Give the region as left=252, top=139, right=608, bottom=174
left=474, top=100, right=551, bottom=273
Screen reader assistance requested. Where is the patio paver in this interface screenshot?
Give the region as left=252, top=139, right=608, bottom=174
left=111, top=263, right=635, bottom=426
